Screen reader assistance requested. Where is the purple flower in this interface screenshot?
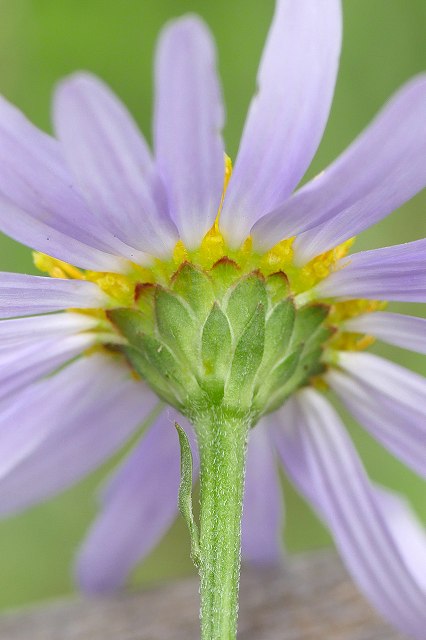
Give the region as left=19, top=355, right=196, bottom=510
left=0, top=1, right=425, bottom=637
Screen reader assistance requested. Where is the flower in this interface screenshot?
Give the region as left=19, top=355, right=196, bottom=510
left=0, top=0, right=425, bottom=637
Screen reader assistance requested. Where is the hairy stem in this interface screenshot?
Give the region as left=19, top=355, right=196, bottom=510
left=194, top=408, right=251, bottom=640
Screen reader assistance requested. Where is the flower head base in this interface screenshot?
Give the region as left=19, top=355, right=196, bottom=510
left=110, top=264, right=333, bottom=421
left=33, top=215, right=376, bottom=424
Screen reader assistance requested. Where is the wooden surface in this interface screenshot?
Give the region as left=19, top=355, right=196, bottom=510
left=0, top=550, right=403, bottom=639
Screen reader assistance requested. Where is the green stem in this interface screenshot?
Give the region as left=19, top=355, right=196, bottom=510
left=194, top=408, right=251, bottom=640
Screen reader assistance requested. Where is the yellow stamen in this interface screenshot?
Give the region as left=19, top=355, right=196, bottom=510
left=173, top=240, right=188, bottom=265
left=33, top=252, right=84, bottom=280
left=216, top=153, right=233, bottom=226
left=330, top=332, right=376, bottom=352
left=327, top=299, right=387, bottom=352
left=85, top=271, right=136, bottom=306
left=223, top=154, right=233, bottom=198
left=328, top=299, right=387, bottom=324
left=33, top=252, right=146, bottom=306
left=311, top=375, right=330, bottom=392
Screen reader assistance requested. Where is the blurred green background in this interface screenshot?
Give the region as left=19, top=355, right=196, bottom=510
left=0, top=0, right=425, bottom=611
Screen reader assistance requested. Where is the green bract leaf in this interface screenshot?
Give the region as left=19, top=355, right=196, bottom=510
left=209, top=257, right=240, bottom=299
left=175, top=422, right=200, bottom=568
left=292, top=304, right=330, bottom=346
left=261, top=298, right=295, bottom=372
left=225, top=273, right=268, bottom=340
left=172, top=262, right=215, bottom=320
left=134, top=282, right=156, bottom=332
left=259, top=346, right=304, bottom=412
left=201, top=303, right=232, bottom=402
left=226, top=303, right=265, bottom=406
left=142, top=333, right=190, bottom=383
left=267, top=345, right=302, bottom=392
left=122, top=345, right=181, bottom=406
left=127, top=332, right=197, bottom=404
left=107, top=308, right=145, bottom=344
left=265, top=271, right=290, bottom=304
left=155, top=288, right=198, bottom=367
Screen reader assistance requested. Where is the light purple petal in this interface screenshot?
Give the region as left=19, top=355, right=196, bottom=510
left=242, top=420, right=284, bottom=565
left=0, top=312, right=98, bottom=344
left=154, top=16, right=225, bottom=248
left=0, top=352, right=99, bottom=481
left=0, top=273, right=107, bottom=318
left=0, top=354, right=155, bottom=515
left=54, top=72, right=178, bottom=257
left=315, top=238, right=426, bottom=302
left=271, top=397, right=315, bottom=503
left=335, top=352, right=426, bottom=472
left=0, top=93, right=145, bottom=266
left=327, top=368, right=426, bottom=477
left=274, top=390, right=426, bottom=639
left=344, top=311, right=426, bottom=355
left=0, top=93, right=100, bottom=243
left=337, top=351, right=426, bottom=413
left=374, top=486, right=426, bottom=592
left=220, top=0, right=342, bottom=246
left=253, top=76, right=426, bottom=254
left=98, top=412, right=198, bottom=504
left=0, top=195, right=130, bottom=272
left=76, top=408, right=190, bottom=593
left=0, top=333, right=95, bottom=403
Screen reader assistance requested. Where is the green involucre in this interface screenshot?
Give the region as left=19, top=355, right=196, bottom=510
left=108, top=261, right=332, bottom=421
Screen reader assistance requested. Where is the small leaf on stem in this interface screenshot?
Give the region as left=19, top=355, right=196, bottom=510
left=175, top=422, right=200, bottom=568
